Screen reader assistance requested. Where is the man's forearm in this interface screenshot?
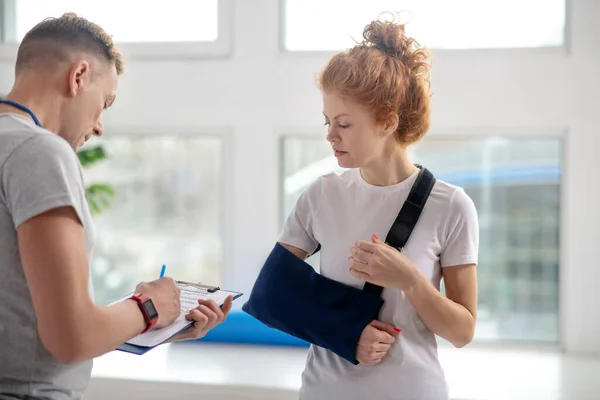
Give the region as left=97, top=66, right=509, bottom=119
left=58, top=299, right=146, bottom=363
left=404, top=273, right=475, bottom=347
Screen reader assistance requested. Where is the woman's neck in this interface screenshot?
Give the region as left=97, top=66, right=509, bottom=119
left=359, top=148, right=417, bottom=187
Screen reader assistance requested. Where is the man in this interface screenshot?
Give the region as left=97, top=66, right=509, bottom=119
left=0, top=13, right=233, bottom=399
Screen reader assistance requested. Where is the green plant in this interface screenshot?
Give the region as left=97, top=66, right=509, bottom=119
left=77, top=145, right=115, bottom=215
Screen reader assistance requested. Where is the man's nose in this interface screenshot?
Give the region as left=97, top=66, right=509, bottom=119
left=92, top=119, right=104, bottom=137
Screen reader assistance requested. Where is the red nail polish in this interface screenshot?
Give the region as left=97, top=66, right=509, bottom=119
left=349, top=267, right=353, bottom=271
left=372, top=234, right=379, bottom=240
left=394, top=327, right=401, bottom=333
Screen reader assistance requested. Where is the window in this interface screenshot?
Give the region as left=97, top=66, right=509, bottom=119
left=280, top=135, right=562, bottom=343
left=82, top=135, right=223, bottom=306
left=0, top=0, right=231, bottom=58
left=282, top=0, right=566, bottom=51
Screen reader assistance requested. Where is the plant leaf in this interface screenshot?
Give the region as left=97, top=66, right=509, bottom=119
left=85, top=183, right=115, bottom=215
left=78, top=146, right=107, bottom=168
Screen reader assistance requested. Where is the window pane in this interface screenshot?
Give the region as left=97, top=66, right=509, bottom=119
left=283, top=0, right=565, bottom=50
left=8, top=0, right=218, bottom=43
left=281, top=135, right=561, bottom=343
left=81, top=136, right=222, bottom=306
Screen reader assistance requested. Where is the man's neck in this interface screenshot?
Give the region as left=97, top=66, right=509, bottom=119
left=0, top=99, right=38, bottom=124
left=0, top=83, right=62, bottom=133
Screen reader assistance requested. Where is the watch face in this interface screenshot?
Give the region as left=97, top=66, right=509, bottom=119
left=143, top=299, right=158, bottom=319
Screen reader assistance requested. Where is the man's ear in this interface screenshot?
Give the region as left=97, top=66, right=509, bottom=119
left=67, top=60, right=91, bottom=98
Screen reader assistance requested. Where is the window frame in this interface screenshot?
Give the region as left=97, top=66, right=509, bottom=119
left=277, top=0, right=572, bottom=55
left=0, top=0, right=233, bottom=61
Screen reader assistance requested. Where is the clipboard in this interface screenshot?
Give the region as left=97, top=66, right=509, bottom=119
left=113, top=280, right=243, bottom=355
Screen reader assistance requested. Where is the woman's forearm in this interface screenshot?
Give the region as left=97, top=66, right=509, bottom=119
left=403, top=272, right=475, bottom=347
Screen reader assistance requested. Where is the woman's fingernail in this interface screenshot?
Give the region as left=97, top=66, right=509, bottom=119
left=372, top=234, right=379, bottom=240
left=348, top=256, right=352, bottom=260
left=394, top=327, right=401, bottom=333
left=349, top=267, right=353, bottom=271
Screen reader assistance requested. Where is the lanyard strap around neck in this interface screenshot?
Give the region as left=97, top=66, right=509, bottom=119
left=0, top=99, right=42, bottom=127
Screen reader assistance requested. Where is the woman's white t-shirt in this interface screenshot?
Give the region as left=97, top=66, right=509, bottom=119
left=279, top=167, right=479, bottom=400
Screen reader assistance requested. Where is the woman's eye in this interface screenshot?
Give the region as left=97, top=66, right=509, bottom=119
left=323, top=121, right=349, bottom=128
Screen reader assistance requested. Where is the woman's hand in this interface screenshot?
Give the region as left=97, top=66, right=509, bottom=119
left=349, top=234, right=422, bottom=291
left=168, top=295, right=233, bottom=342
left=356, top=320, right=401, bottom=365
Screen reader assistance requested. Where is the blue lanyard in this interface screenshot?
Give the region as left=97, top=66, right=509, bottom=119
left=0, top=99, right=42, bottom=127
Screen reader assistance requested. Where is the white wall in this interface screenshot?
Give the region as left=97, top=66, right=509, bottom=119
left=1, top=0, right=598, bottom=355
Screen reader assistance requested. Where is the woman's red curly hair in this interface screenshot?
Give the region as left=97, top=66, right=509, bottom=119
left=319, top=14, right=433, bottom=146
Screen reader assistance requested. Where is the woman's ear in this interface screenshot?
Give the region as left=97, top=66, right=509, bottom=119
left=382, top=113, right=399, bottom=137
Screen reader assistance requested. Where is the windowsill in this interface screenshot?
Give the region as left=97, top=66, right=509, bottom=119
left=92, top=342, right=304, bottom=392
left=89, top=341, right=600, bottom=400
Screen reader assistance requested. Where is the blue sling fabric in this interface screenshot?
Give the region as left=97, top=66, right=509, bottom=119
left=242, top=166, right=436, bottom=365
left=242, top=242, right=384, bottom=363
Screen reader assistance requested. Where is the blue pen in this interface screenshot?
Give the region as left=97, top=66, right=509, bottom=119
left=159, top=264, right=166, bottom=278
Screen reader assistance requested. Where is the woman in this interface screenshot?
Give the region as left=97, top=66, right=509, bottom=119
left=278, top=16, right=479, bottom=400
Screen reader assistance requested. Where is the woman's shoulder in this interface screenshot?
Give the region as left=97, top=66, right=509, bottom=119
left=301, top=169, right=355, bottom=195
left=429, top=178, right=478, bottom=220
left=430, top=178, right=465, bottom=198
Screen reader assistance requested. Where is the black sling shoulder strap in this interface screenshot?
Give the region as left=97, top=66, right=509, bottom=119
left=311, top=165, right=436, bottom=298
left=363, top=165, right=436, bottom=297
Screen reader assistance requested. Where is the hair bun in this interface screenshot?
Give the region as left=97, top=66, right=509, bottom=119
left=362, top=18, right=408, bottom=59
left=361, top=13, right=431, bottom=79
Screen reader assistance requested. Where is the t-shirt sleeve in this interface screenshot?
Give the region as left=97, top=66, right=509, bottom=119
left=1, top=134, right=87, bottom=229
left=440, top=188, right=479, bottom=267
left=278, top=179, right=322, bottom=255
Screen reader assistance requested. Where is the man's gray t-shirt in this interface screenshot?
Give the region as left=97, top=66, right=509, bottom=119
left=0, top=114, right=95, bottom=399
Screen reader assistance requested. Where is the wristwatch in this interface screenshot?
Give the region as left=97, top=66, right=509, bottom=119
left=130, top=293, right=159, bottom=333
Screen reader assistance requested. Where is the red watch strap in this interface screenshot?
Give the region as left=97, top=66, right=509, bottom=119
left=131, top=293, right=147, bottom=303
left=130, top=293, right=157, bottom=334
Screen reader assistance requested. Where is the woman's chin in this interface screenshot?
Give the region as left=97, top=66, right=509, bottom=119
left=337, top=158, right=356, bottom=169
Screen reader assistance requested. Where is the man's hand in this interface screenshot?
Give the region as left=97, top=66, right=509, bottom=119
left=134, top=278, right=181, bottom=329
left=168, top=295, right=234, bottom=342
left=356, top=320, right=401, bottom=365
